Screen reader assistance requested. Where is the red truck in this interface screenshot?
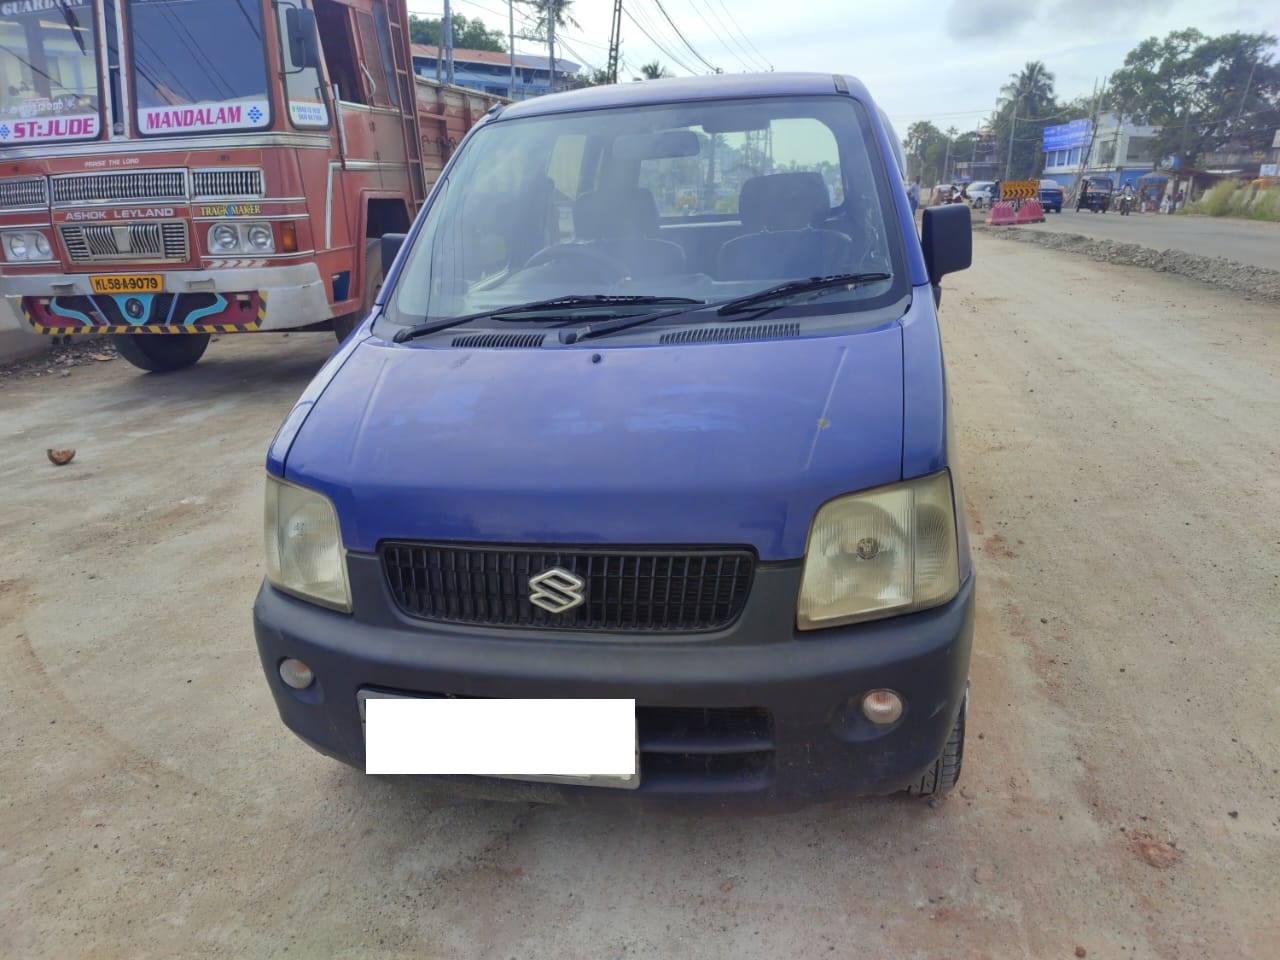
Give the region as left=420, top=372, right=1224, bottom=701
left=0, top=0, right=504, bottom=371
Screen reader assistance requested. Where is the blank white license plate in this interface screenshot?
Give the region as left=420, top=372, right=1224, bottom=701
left=359, top=691, right=640, bottom=788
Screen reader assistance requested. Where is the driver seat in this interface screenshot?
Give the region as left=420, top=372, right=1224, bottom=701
left=572, top=187, right=686, bottom=278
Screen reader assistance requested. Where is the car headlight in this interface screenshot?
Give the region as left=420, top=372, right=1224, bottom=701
left=2, top=229, right=54, bottom=262
left=207, top=221, right=275, bottom=255
left=797, top=470, right=959, bottom=630
left=264, top=475, right=351, bottom=611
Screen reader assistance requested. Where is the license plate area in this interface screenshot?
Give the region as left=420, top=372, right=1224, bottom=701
left=90, top=274, right=163, bottom=294
left=357, top=689, right=641, bottom=790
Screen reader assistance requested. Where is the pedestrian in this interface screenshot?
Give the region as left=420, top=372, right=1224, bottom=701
left=1174, top=188, right=1185, bottom=211
left=1160, top=192, right=1171, bottom=215
left=907, top=176, right=920, bottom=215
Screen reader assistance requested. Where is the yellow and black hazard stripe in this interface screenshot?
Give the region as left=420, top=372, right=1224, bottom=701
left=26, top=320, right=261, bottom=335
left=257, top=290, right=268, bottom=325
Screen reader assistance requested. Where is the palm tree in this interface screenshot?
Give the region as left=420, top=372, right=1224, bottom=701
left=634, top=61, right=669, bottom=81
left=525, top=1, right=577, bottom=93
left=997, top=61, right=1057, bottom=178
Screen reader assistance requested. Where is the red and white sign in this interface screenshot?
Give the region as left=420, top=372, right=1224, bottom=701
left=138, top=98, right=270, bottom=135
left=0, top=113, right=99, bottom=144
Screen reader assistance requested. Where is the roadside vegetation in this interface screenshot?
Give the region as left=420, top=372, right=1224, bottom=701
left=1185, top=181, right=1280, bottom=221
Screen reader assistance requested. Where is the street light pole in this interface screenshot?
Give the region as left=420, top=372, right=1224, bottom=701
left=1005, top=106, right=1016, bottom=180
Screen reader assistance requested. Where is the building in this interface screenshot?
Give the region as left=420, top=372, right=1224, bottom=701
left=411, top=45, right=580, bottom=100
left=1042, top=113, right=1160, bottom=190
left=951, top=130, right=1000, bottom=184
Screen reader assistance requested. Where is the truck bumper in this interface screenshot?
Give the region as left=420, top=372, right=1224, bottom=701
left=1, top=261, right=330, bottom=334
left=253, top=562, right=975, bottom=811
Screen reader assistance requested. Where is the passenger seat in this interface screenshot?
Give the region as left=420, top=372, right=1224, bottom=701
left=716, top=172, right=853, bottom=281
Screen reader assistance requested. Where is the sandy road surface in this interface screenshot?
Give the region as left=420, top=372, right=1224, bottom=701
left=2, top=239, right=1279, bottom=959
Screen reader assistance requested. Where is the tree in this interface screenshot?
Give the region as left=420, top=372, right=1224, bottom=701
left=409, top=14, right=506, bottom=53
left=634, top=61, right=669, bottom=81
left=525, top=0, right=578, bottom=39
left=1109, top=29, right=1280, bottom=169
left=992, top=60, right=1058, bottom=178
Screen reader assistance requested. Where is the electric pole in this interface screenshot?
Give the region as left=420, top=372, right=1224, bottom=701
left=442, top=0, right=454, bottom=85
left=607, top=0, right=623, bottom=84
left=1004, top=107, right=1015, bottom=180
left=510, top=1, right=516, bottom=97
left=547, top=2, right=556, bottom=94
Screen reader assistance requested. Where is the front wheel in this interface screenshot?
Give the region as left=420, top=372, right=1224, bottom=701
left=112, top=333, right=210, bottom=372
left=905, top=691, right=966, bottom=796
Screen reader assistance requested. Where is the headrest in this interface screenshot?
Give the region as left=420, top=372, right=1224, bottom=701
left=573, top=187, right=660, bottom=240
left=738, top=172, right=831, bottom=231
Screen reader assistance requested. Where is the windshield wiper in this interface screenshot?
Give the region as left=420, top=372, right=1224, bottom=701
left=715, top=273, right=892, bottom=316
left=392, top=295, right=702, bottom=343
left=563, top=273, right=893, bottom=344
left=57, top=0, right=87, bottom=55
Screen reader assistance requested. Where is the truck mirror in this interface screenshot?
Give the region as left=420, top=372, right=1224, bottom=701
left=285, top=7, right=321, bottom=71
left=382, top=234, right=407, bottom=277
left=920, top=203, right=972, bottom=287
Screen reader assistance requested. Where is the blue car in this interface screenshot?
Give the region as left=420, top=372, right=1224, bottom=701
left=254, top=73, right=975, bottom=809
left=1039, top=179, right=1064, bottom=213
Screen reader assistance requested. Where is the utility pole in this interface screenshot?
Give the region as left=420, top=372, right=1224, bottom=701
left=442, top=0, right=454, bottom=85
left=510, top=0, right=516, bottom=98
left=547, top=1, right=556, bottom=94
left=1004, top=106, right=1016, bottom=180
left=606, top=0, right=623, bottom=84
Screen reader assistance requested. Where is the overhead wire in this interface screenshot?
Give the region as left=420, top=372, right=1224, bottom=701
left=710, top=0, right=770, bottom=70
left=622, top=5, right=696, bottom=75
left=645, top=0, right=720, bottom=73
left=686, top=0, right=765, bottom=72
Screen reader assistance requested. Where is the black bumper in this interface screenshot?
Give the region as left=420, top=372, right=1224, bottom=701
left=253, top=558, right=974, bottom=811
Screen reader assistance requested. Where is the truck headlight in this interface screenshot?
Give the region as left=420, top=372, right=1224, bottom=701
left=264, top=475, right=351, bottom=611
left=207, top=221, right=275, bottom=255
left=797, top=470, right=959, bottom=630
left=2, top=229, right=54, bottom=262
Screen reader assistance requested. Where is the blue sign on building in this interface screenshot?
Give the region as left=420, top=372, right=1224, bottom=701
left=1043, top=118, right=1092, bottom=151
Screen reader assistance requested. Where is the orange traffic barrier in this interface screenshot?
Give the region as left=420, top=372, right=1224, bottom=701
left=1016, top=199, right=1045, bottom=224
left=986, top=201, right=1017, bottom=226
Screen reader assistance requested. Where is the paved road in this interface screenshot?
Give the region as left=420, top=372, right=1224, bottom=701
left=1030, top=207, right=1280, bottom=271
left=3, top=240, right=1279, bottom=958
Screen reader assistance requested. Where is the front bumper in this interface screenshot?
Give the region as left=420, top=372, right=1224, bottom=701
left=253, top=559, right=975, bottom=811
left=1, top=261, right=330, bottom=334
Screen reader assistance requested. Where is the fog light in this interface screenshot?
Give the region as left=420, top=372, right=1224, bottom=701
left=861, top=689, right=903, bottom=725
left=279, top=658, right=315, bottom=690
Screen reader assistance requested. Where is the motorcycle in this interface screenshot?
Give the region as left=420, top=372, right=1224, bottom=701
left=1118, top=193, right=1133, bottom=215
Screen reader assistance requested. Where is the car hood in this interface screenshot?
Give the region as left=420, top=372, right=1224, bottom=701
left=285, top=323, right=905, bottom=561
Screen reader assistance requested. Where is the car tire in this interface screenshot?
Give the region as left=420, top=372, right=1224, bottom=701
left=333, top=239, right=383, bottom=343
left=906, top=691, right=966, bottom=796
left=112, top=333, right=211, bottom=372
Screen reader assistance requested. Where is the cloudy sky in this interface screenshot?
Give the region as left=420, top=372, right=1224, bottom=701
left=411, top=0, right=1278, bottom=133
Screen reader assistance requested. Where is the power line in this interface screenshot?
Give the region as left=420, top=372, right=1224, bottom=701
left=622, top=6, right=696, bottom=75
left=710, top=0, right=770, bottom=71
left=625, top=1, right=692, bottom=73
left=687, top=0, right=765, bottom=72
left=645, top=0, right=719, bottom=73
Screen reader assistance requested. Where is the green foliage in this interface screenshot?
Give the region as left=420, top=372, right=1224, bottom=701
left=1185, top=181, right=1280, bottom=221
left=989, top=61, right=1058, bottom=180
left=409, top=14, right=507, bottom=53
left=634, top=62, right=669, bottom=81
left=1108, top=29, right=1280, bottom=168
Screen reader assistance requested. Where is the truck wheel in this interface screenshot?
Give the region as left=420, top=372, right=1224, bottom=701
left=112, top=333, right=210, bottom=373
left=905, top=691, right=966, bottom=797
left=333, top=239, right=383, bottom=343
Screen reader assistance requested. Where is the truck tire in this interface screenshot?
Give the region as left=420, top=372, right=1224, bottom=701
left=112, top=333, right=210, bottom=373
left=905, top=691, right=966, bottom=797
left=333, top=239, right=383, bottom=343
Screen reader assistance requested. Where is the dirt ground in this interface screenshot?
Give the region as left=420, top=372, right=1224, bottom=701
left=2, top=237, right=1278, bottom=959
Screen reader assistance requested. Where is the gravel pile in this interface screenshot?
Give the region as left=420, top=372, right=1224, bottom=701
left=980, top=226, right=1280, bottom=302
left=0, top=336, right=119, bottom=384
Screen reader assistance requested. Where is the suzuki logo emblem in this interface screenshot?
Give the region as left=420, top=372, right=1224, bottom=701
left=528, top=567, right=586, bottom=613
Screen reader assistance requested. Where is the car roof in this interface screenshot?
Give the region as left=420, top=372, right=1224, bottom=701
left=495, top=72, right=873, bottom=121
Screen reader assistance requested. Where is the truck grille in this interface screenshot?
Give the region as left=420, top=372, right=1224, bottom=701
left=191, top=168, right=264, bottom=199
left=0, top=176, right=47, bottom=209
left=50, top=170, right=187, bottom=204
left=382, top=543, right=755, bottom=633
left=59, top=221, right=189, bottom=263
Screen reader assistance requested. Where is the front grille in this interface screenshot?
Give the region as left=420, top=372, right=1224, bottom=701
left=51, top=170, right=186, bottom=204
left=191, top=168, right=264, bottom=199
left=382, top=543, right=756, bottom=632
left=0, top=176, right=47, bottom=209
left=59, top=221, right=189, bottom=263
left=660, top=322, right=800, bottom=344
left=451, top=332, right=546, bottom=348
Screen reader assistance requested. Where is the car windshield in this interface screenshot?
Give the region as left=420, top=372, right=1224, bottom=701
left=385, top=94, right=901, bottom=331
left=128, top=0, right=270, bottom=136
left=0, top=0, right=100, bottom=147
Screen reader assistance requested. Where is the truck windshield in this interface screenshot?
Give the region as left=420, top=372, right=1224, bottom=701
left=0, top=0, right=100, bottom=147
left=128, top=0, right=269, bottom=137
left=387, top=95, right=901, bottom=332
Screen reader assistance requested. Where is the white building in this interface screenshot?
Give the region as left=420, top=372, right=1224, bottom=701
left=1042, top=113, right=1161, bottom=191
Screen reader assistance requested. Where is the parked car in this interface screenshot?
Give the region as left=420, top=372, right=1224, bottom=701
left=1038, top=179, right=1064, bottom=213
left=931, top=183, right=964, bottom=204
left=254, top=73, right=976, bottom=809
left=966, top=181, right=996, bottom=208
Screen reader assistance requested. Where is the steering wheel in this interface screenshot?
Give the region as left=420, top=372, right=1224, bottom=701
left=520, top=243, right=630, bottom=279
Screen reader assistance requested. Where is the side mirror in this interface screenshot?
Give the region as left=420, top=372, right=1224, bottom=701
left=381, top=233, right=406, bottom=277
left=920, top=203, right=972, bottom=286
left=285, top=7, right=321, bottom=71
